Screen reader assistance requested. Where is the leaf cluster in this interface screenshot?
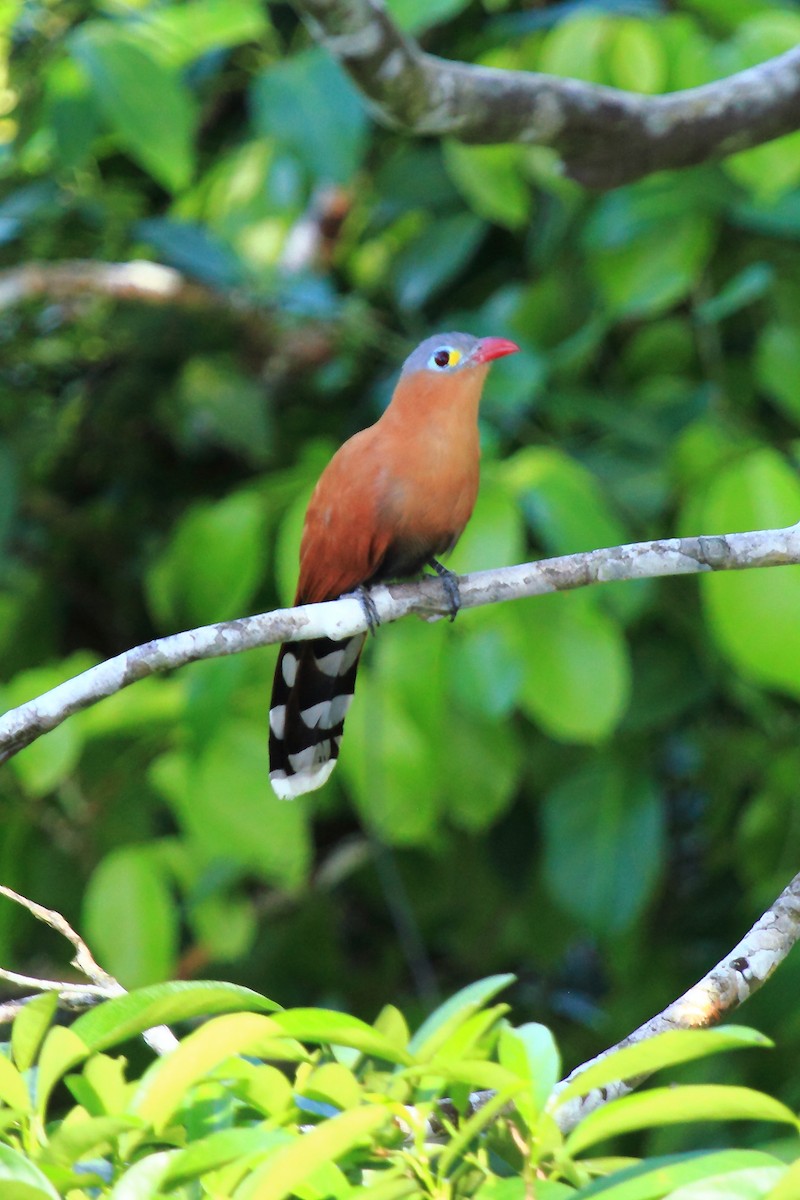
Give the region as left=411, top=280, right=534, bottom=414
left=1, top=979, right=798, bottom=1200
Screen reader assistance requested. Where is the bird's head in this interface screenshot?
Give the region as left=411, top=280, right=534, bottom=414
left=401, top=332, right=520, bottom=378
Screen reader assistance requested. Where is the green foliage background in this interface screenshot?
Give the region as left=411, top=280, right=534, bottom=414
left=2, top=0, right=800, bottom=1161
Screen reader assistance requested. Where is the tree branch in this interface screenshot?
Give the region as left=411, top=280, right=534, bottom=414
left=0, top=260, right=235, bottom=314
left=288, top=0, right=800, bottom=188
left=549, top=868, right=800, bottom=1131
left=1, top=521, right=799, bottom=762
left=0, top=885, right=177, bottom=1054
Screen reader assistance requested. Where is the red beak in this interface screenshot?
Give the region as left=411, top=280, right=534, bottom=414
left=473, top=336, right=520, bottom=364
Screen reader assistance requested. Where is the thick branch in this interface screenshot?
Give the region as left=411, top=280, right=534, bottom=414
left=288, top=0, right=800, bottom=188
left=1, top=522, right=799, bottom=762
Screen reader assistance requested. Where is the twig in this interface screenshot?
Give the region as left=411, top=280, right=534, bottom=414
left=1, top=521, right=799, bottom=762
left=0, top=886, right=177, bottom=1054
left=288, top=0, right=800, bottom=188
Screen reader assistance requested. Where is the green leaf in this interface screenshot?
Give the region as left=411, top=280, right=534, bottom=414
left=391, top=213, right=485, bottom=310
left=726, top=131, right=800, bottom=203
left=499, top=1022, right=561, bottom=1125
left=589, top=214, right=713, bottom=319
left=235, top=1106, right=391, bottom=1200
left=11, top=992, right=58, bottom=1074
left=565, top=1085, right=799, bottom=1157
left=272, top=1009, right=412, bottom=1065
left=340, top=663, right=443, bottom=846
left=141, top=0, right=269, bottom=68
left=68, top=23, right=196, bottom=191
left=107, top=1150, right=176, bottom=1199
left=756, top=322, right=800, bottom=423
left=696, top=262, right=774, bottom=324
left=443, top=142, right=531, bottom=230
left=0, top=1144, right=60, bottom=1200
left=135, top=218, right=245, bottom=290
left=83, top=845, right=178, bottom=987
left=251, top=50, right=368, bottom=184
left=409, top=975, right=515, bottom=1058
left=539, top=12, right=612, bottom=83
left=668, top=1166, right=784, bottom=1199
left=441, top=713, right=522, bottom=830
left=608, top=20, right=667, bottom=93
left=514, top=592, right=631, bottom=743
left=384, top=0, right=469, bottom=33
left=556, top=1027, right=772, bottom=1107
left=5, top=654, right=95, bottom=796
left=145, top=489, right=267, bottom=628
left=301, top=1062, right=363, bottom=1112
left=574, top=1150, right=786, bottom=1200
left=697, top=448, right=800, bottom=700
left=160, top=722, right=311, bottom=889
left=129, top=1012, right=300, bottom=1132
left=763, top=1154, right=800, bottom=1200
left=35, top=1027, right=89, bottom=1119
left=541, top=762, right=664, bottom=936
left=45, top=1116, right=142, bottom=1167
left=0, top=1051, right=30, bottom=1114
left=505, top=446, right=628, bottom=557
left=163, top=1128, right=291, bottom=1188
left=71, top=980, right=280, bottom=1051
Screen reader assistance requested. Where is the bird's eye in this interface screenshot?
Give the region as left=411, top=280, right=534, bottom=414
left=428, top=346, right=462, bottom=370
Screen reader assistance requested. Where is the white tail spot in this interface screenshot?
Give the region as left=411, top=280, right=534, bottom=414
left=282, top=652, right=298, bottom=687
left=316, top=636, right=362, bottom=678
left=300, top=693, right=353, bottom=730
left=269, top=705, right=286, bottom=739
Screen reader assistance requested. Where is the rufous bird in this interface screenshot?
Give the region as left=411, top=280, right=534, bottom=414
left=269, top=331, right=520, bottom=799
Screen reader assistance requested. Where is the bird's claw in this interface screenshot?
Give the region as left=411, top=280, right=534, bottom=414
left=427, top=559, right=461, bottom=622
left=354, top=585, right=380, bottom=636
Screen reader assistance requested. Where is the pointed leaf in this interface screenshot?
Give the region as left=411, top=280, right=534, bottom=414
left=409, top=975, right=515, bottom=1058
left=71, top=980, right=279, bottom=1051
left=11, top=993, right=58, bottom=1073
left=272, top=1009, right=412, bottom=1065
left=235, top=1106, right=390, bottom=1200
left=566, top=1086, right=799, bottom=1157
left=69, top=24, right=195, bottom=191
left=129, top=1013, right=303, bottom=1132
left=556, top=1026, right=772, bottom=1107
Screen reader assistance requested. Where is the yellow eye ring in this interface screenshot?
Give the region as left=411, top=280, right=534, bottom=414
left=428, top=346, right=462, bottom=370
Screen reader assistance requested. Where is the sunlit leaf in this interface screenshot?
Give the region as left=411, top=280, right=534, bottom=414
left=566, top=1085, right=799, bottom=1157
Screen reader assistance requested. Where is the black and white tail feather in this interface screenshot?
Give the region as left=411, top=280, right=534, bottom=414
left=268, top=634, right=365, bottom=799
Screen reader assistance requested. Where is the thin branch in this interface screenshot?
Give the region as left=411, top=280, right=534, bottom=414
left=0, top=260, right=236, bottom=314
left=2, top=521, right=799, bottom=762
left=287, top=0, right=800, bottom=188
left=549, top=868, right=800, bottom=1132
left=0, top=886, right=177, bottom=1054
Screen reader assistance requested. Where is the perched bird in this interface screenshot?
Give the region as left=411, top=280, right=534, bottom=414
left=269, top=331, right=520, bottom=799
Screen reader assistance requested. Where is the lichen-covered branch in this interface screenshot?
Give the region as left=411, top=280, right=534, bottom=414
left=287, top=0, right=800, bottom=188
left=1, top=521, right=799, bottom=763
left=549, top=869, right=800, bottom=1131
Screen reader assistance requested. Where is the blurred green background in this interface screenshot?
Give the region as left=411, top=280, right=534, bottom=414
left=2, top=0, right=800, bottom=1151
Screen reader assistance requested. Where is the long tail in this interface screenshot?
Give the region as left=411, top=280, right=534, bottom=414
left=268, top=635, right=365, bottom=799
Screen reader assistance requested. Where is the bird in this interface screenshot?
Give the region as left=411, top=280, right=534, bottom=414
left=269, top=331, right=520, bottom=799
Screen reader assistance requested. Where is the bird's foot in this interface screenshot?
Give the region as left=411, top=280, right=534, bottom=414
left=354, top=585, right=381, bottom=636
left=427, top=559, right=461, bottom=622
